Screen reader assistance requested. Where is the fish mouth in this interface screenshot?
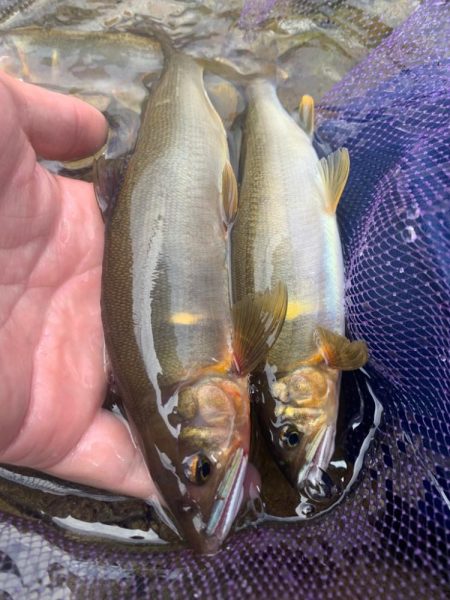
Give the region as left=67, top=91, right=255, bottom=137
left=204, top=447, right=248, bottom=544
left=296, top=424, right=335, bottom=489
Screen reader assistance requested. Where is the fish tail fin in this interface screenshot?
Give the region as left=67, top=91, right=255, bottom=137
left=196, top=56, right=279, bottom=88
left=196, top=29, right=280, bottom=87
left=146, top=23, right=177, bottom=61
left=122, top=22, right=181, bottom=64
left=232, top=282, right=288, bottom=375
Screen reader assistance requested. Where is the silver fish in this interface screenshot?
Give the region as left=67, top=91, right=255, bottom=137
left=231, top=81, right=367, bottom=491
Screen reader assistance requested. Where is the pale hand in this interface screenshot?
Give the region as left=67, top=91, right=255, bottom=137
left=0, top=71, right=155, bottom=500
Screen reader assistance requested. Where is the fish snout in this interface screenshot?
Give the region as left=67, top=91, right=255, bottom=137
left=180, top=447, right=248, bottom=554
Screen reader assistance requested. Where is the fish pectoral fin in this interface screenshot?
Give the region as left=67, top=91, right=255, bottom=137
left=298, top=94, right=315, bottom=138
left=221, top=161, right=238, bottom=228
left=313, top=326, right=368, bottom=370
left=317, top=147, right=350, bottom=214
left=232, top=281, right=288, bottom=375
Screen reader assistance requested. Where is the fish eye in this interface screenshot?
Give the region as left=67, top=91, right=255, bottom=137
left=280, top=425, right=301, bottom=449
left=184, top=453, right=212, bottom=485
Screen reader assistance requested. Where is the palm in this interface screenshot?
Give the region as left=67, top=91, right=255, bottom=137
left=0, top=72, right=153, bottom=499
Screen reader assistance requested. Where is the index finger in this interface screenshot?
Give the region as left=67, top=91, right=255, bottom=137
left=0, top=70, right=108, bottom=161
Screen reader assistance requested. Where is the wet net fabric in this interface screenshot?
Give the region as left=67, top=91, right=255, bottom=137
left=1, top=0, right=449, bottom=598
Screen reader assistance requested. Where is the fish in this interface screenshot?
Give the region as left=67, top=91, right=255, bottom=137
left=97, top=47, right=287, bottom=553
left=231, top=81, right=368, bottom=492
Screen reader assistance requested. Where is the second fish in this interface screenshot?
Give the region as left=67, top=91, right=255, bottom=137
left=231, top=80, right=368, bottom=492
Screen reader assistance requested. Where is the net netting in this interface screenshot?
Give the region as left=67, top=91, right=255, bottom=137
left=0, top=0, right=449, bottom=597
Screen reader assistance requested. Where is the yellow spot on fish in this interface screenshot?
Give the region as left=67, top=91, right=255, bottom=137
left=170, top=312, right=204, bottom=325
left=285, top=300, right=313, bottom=321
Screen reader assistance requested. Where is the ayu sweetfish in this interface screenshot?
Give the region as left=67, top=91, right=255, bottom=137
left=98, top=50, right=287, bottom=553
left=231, top=80, right=368, bottom=492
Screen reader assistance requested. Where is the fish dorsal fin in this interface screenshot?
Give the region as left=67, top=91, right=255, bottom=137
left=232, top=282, right=288, bottom=375
left=313, top=327, right=368, bottom=370
left=298, top=94, right=315, bottom=138
left=317, top=147, right=350, bottom=214
left=221, top=161, right=238, bottom=228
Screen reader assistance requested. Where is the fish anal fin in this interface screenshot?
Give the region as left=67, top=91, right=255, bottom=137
left=317, top=147, right=350, bottom=214
left=298, top=94, right=315, bottom=138
left=232, top=282, right=288, bottom=375
left=313, top=326, right=368, bottom=370
left=221, top=161, right=238, bottom=228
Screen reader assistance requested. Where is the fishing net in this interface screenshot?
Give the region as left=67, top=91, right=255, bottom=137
left=1, top=0, right=449, bottom=597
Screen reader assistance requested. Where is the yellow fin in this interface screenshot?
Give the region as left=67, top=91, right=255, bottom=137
left=222, top=161, right=238, bottom=228
left=285, top=299, right=314, bottom=321
left=207, top=357, right=234, bottom=375
left=170, top=312, right=204, bottom=325
left=317, top=147, right=350, bottom=214
left=232, top=282, right=288, bottom=375
left=298, top=94, right=315, bottom=138
left=313, top=326, right=368, bottom=370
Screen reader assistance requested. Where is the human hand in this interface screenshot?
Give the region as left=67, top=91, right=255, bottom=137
left=0, top=71, right=155, bottom=500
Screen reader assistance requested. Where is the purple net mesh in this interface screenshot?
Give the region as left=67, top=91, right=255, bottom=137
left=1, top=0, right=449, bottom=597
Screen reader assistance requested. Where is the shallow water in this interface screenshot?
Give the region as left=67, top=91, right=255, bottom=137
left=0, top=0, right=417, bottom=549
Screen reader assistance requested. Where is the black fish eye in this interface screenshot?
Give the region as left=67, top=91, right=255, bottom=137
left=184, top=453, right=212, bottom=485
left=280, top=426, right=301, bottom=449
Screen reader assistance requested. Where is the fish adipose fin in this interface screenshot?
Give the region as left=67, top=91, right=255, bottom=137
left=222, top=161, right=238, bottom=228
left=298, top=94, right=315, bottom=138
left=232, top=282, right=288, bottom=375
left=317, top=147, right=350, bottom=214
left=313, top=327, right=368, bottom=370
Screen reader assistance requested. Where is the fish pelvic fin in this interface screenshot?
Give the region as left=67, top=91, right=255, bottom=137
left=317, top=147, right=350, bottom=214
left=221, top=161, right=238, bottom=229
left=313, top=326, right=368, bottom=370
left=298, top=94, right=315, bottom=138
left=232, top=282, right=288, bottom=375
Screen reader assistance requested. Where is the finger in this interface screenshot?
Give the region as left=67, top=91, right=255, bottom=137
left=45, top=409, right=160, bottom=502
left=0, top=70, right=107, bottom=161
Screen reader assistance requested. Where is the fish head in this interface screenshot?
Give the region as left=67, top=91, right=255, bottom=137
left=257, top=366, right=340, bottom=491
left=169, top=375, right=250, bottom=553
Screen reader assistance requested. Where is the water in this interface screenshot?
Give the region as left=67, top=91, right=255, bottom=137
left=0, top=0, right=416, bottom=551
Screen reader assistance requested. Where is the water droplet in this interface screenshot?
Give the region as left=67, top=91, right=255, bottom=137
left=302, top=476, right=332, bottom=501
left=399, top=267, right=405, bottom=274
left=406, top=206, right=421, bottom=220
left=299, top=501, right=315, bottom=517
left=402, top=226, right=417, bottom=243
